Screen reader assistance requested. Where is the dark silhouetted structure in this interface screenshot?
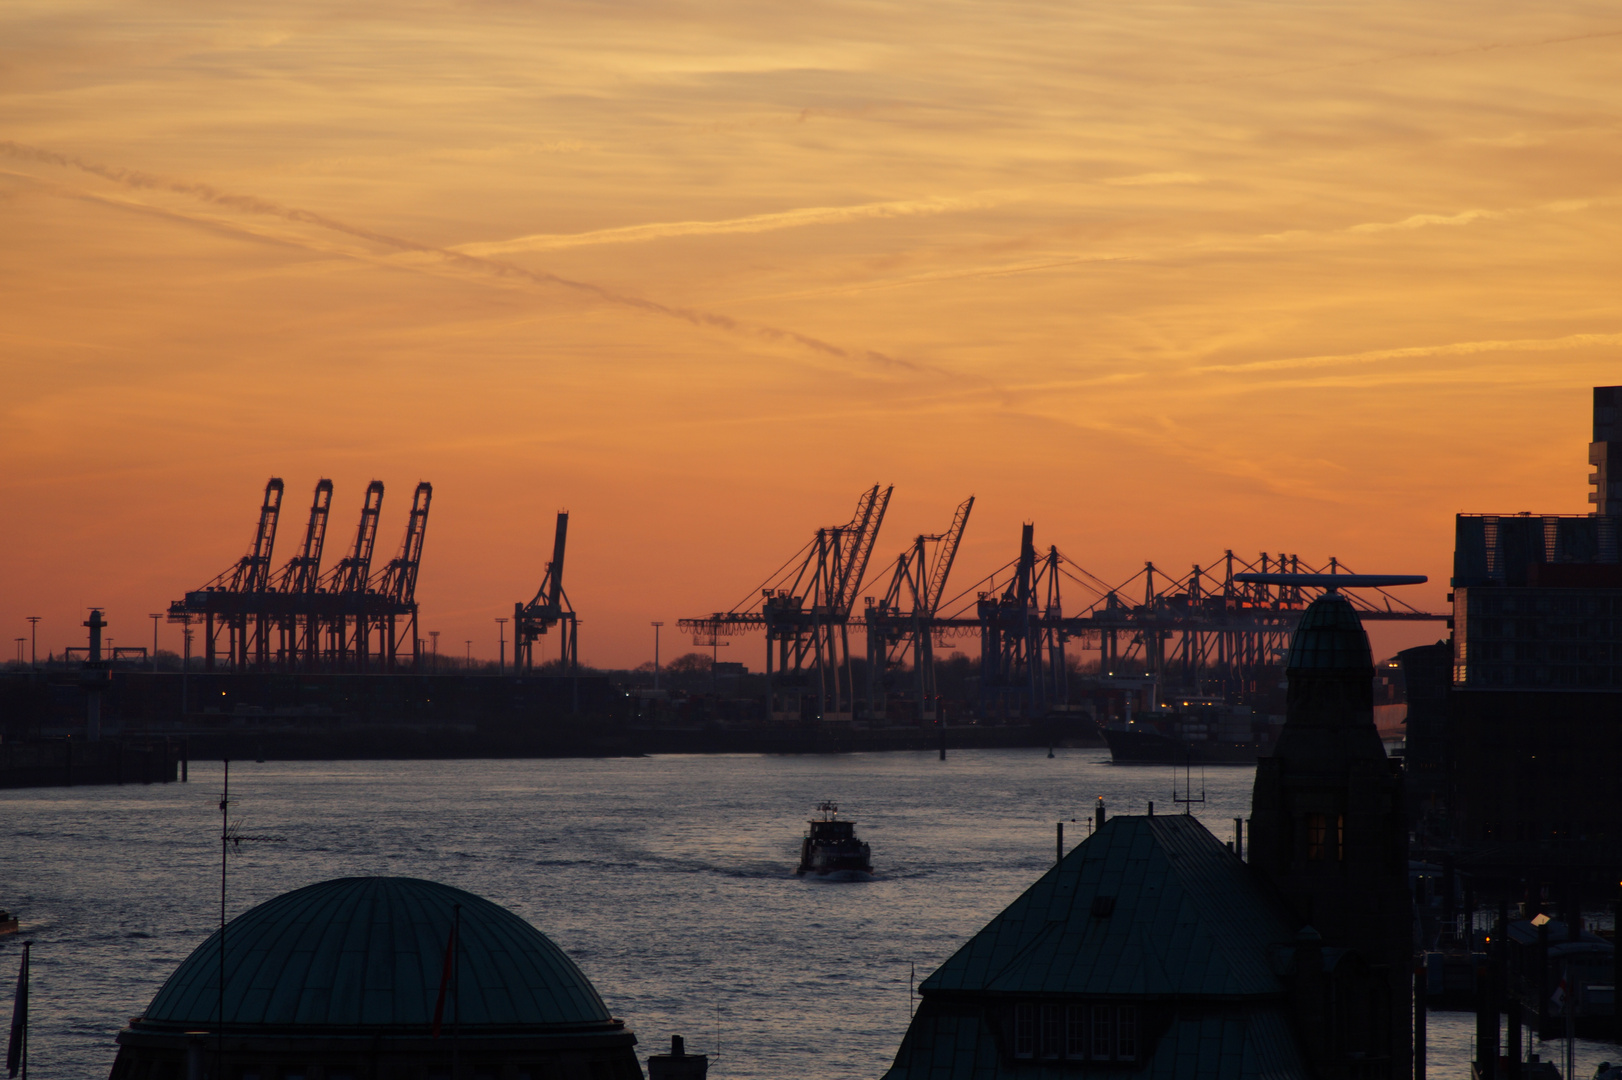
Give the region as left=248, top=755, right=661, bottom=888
left=168, top=478, right=432, bottom=672
left=515, top=511, right=578, bottom=671
left=1446, top=386, right=1622, bottom=880
left=1250, top=591, right=1411, bottom=1079
left=109, top=877, right=642, bottom=1080
left=883, top=590, right=1414, bottom=1079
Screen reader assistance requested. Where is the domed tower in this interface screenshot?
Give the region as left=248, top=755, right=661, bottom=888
left=108, top=877, right=643, bottom=1080
left=1248, top=586, right=1412, bottom=1080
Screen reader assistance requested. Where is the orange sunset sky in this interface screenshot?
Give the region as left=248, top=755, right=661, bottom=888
left=3, top=0, right=1620, bottom=668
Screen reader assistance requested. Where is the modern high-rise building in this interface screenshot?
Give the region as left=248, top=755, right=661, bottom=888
left=1444, top=386, right=1622, bottom=874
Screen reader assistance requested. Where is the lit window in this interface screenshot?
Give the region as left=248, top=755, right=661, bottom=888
left=1117, top=1006, right=1138, bottom=1060
left=1306, top=814, right=1326, bottom=860
left=1092, top=1005, right=1113, bottom=1059
left=1015, top=1003, right=1035, bottom=1058
left=1066, top=1005, right=1088, bottom=1058
left=1040, top=1004, right=1063, bottom=1058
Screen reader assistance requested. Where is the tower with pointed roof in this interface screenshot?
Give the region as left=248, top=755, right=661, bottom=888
left=1249, top=592, right=1411, bottom=1080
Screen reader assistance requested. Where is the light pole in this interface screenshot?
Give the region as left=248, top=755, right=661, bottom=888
left=495, top=618, right=508, bottom=674
left=150, top=613, right=162, bottom=671
left=465, top=640, right=472, bottom=668
left=429, top=631, right=440, bottom=673
left=651, top=622, right=663, bottom=691
left=13, top=638, right=23, bottom=666
left=26, top=616, right=39, bottom=671
left=180, top=614, right=193, bottom=717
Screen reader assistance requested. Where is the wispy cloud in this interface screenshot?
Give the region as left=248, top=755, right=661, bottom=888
left=1349, top=208, right=1502, bottom=233
left=456, top=194, right=1005, bottom=256
left=1102, top=172, right=1206, bottom=187
left=0, top=140, right=919, bottom=370
left=1195, top=331, right=1622, bottom=375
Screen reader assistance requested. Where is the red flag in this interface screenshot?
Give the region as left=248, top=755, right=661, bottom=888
left=431, top=923, right=456, bottom=1039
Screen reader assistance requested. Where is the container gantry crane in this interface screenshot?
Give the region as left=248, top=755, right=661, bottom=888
left=169, top=477, right=434, bottom=673
left=863, top=495, right=973, bottom=722
left=167, top=477, right=284, bottom=671
left=370, top=481, right=432, bottom=671
left=272, top=478, right=333, bottom=668
left=515, top=512, right=577, bottom=672
left=680, top=484, right=892, bottom=721
left=320, top=481, right=385, bottom=671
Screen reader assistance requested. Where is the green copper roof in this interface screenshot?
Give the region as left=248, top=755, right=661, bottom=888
left=140, top=877, right=614, bottom=1033
left=883, top=1003, right=1308, bottom=1080
left=921, top=815, right=1296, bottom=999
left=1284, top=593, right=1372, bottom=671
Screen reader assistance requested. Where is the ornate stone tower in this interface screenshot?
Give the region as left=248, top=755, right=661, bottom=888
left=1250, top=590, right=1412, bottom=1080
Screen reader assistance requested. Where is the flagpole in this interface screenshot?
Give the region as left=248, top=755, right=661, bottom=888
left=219, top=759, right=230, bottom=1079
left=452, top=904, right=461, bottom=1080
left=7, top=939, right=28, bottom=1080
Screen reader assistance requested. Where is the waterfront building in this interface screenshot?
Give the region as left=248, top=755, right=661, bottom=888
left=883, top=589, right=1412, bottom=1079
left=108, top=876, right=644, bottom=1080
left=1445, top=386, right=1622, bottom=875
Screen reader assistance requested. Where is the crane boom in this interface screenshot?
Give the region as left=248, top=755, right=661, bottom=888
left=275, top=479, right=333, bottom=593
left=924, top=496, right=974, bottom=614
left=228, top=477, right=284, bottom=592
left=373, top=482, right=432, bottom=603
left=832, top=484, right=891, bottom=615
left=323, top=481, right=384, bottom=594
left=547, top=512, right=567, bottom=607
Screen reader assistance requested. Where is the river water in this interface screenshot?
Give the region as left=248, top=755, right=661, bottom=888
left=3, top=750, right=1616, bottom=1079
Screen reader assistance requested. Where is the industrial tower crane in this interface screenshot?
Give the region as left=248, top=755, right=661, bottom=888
left=515, top=512, right=577, bottom=671
left=320, top=481, right=385, bottom=670
left=273, top=479, right=333, bottom=667
left=863, top=495, right=974, bottom=721
left=371, top=482, right=432, bottom=671
left=168, top=476, right=436, bottom=674
left=168, top=477, right=284, bottom=670
left=681, top=484, right=892, bottom=721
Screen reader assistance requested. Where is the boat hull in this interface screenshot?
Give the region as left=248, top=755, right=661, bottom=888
left=796, top=839, right=872, bottom=878
left=1102, top=726, right=1265, bottom=764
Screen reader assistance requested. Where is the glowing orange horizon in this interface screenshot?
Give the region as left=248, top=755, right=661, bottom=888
left=3, top=1, right=1617, bottom=668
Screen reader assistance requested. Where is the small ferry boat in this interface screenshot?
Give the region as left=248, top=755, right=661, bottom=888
left=0, top=910, right=17, bottom=936
left=795, top=802, right=872, bottom=880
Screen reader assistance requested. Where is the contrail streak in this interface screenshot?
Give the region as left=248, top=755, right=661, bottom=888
left=457, top=194, right=1001, bottom=256
left=0, top=140, right=912, bottom=369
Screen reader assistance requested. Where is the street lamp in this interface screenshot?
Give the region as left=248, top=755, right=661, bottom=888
left=650, top=622, right=663, bottom=691
left=465, top=640, right=473, bottom=669
left=495, top=618, right=508, bottom=674
left=150, top=613, right=163, bottom=671
left=13, top=638, right=23, bottom=666
left=429, top=631, right=440, bottom=672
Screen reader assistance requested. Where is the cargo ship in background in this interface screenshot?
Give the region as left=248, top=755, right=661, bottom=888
left=1101, top=656, right=1408, bottom=764
left=1101, top=699, right=1277, bottom=763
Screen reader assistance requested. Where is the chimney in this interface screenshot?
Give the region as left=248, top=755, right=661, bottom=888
left=648, top=1034, right=709, bottom=1080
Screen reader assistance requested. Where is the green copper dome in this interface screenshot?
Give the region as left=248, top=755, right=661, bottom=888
left=1284, top=593, right=1373, bottom=671
left=138, top=877, right=614, bottom=1034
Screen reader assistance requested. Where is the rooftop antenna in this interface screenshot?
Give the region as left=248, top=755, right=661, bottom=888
left=215, top=760, right=285, bottom=1078
left=1172, top=752, right=1205, bottom=815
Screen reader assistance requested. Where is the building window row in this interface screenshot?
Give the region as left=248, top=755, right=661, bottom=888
left=1012, top=1002, right=1137, bottom=1062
